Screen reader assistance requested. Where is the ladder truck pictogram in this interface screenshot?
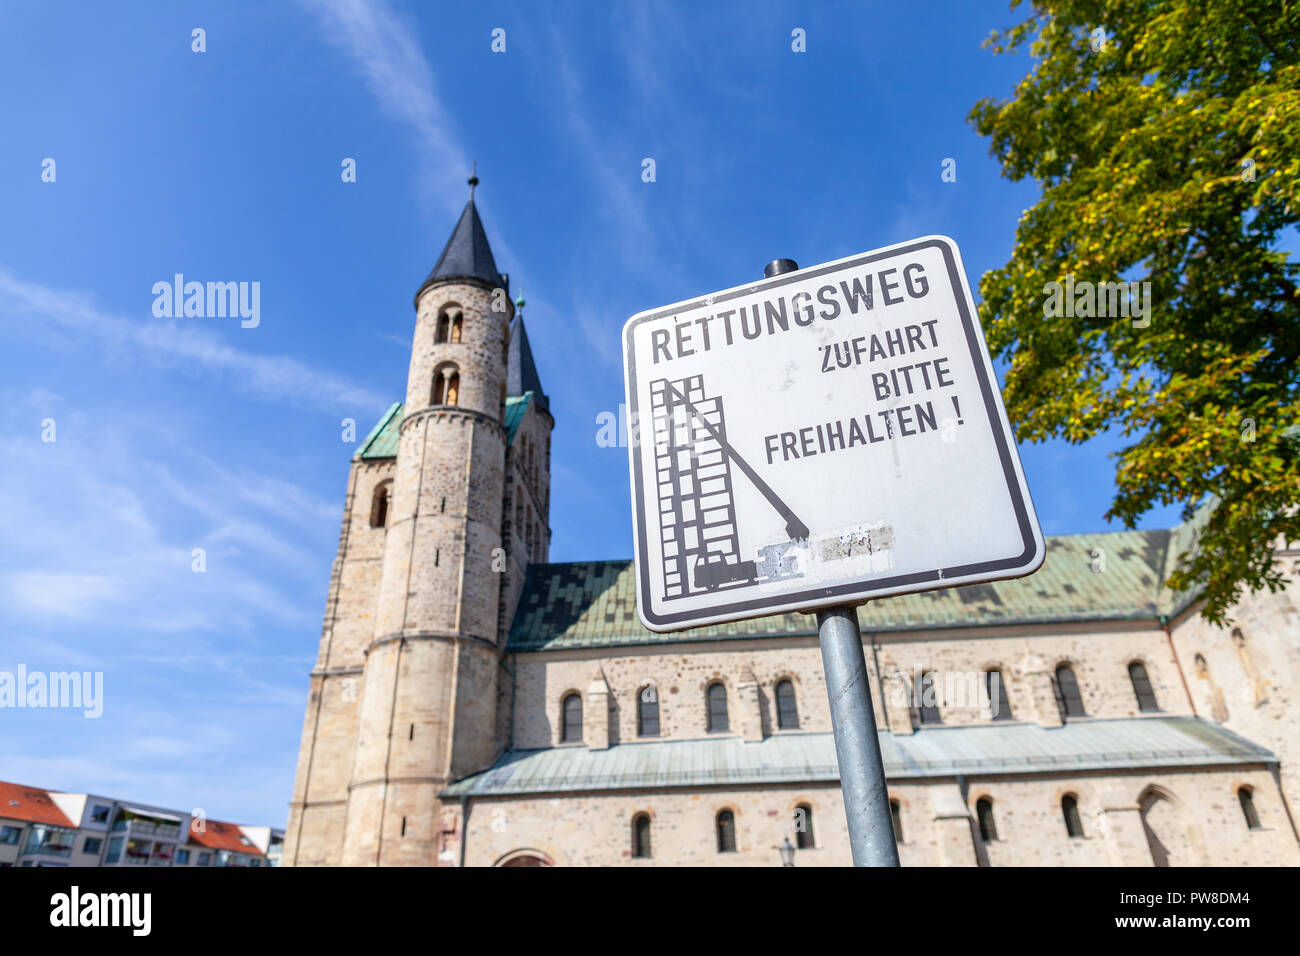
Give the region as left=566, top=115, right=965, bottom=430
left=650, top=374, right=810, bottom=600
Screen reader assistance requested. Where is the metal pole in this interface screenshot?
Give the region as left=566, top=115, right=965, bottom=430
left=817, top=605, right=900, bottom=866
left=761, top=256, right=898, bottom=866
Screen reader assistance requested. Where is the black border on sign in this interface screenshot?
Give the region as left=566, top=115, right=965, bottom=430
left=624, top=237, right=1039, bottom=630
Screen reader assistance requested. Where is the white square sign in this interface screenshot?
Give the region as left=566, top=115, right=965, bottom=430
left=622, top=235, right=1044, bottom=632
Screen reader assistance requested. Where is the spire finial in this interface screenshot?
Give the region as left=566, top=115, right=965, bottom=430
left=468, top=160, right=479, bottom=198
left=514, top=289, right=525, bottom=316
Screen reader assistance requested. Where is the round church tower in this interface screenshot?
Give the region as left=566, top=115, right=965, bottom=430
left=342, top=182, right=513, bottom=866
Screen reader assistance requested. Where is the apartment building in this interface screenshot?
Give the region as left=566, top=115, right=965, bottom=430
left=0, top=779, right=282, bottom=868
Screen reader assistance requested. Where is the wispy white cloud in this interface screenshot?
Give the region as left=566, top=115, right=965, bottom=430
left=121, top=650, right=310, bottom=709
left=22, top=387, right=62, bottom=408
left=0, top=634, right=106, bottom=670
left=523, top=6, right=742, bottom=281
left=298, top=0, right=672, bottom=379
left=150, top=454, right=340, bottom=532
left=525, top=296, right=622, bottom=376
left=298, top=0, right=468, bottom=218
left=1, top=701, right=297, bottom=824
left=0, top=394, right=322, bottom=823
left=546, top=30, right=656, bottom=268
left=297, top=0, right=523, bottom=296
left=0, top=270, right=384, bottom=412
left=6, top=572, right=122, bottom=618
left=0, top=416, right=326, bottom=638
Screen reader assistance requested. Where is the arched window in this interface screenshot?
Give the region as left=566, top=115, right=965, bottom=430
left=432, top=365, right=460, bottom=406
left=715, top=810, right=736, bottom=853
left=775, top=679, right=799, bottom=729
left=369, top=482, right=390, bottom=528
left=435, top=306, right=462, bottom=344
left=1238, top=788, right=1261, bottom=830
left=794, top=804, right=814, bottom=849
left=976, top=797, right=998, bottom=842
left=1194, top=654, right=1229, bottom=722
left=561, top=693, right=582, bottom=743
left=890, top=799, right=904, bottom=844
left=637, top=685, right=660, bottom=737
left=1128, top=661, right=1159, bottom=712
left=1053, top=664, right=1086, bottom=718
left=706, top=683, right=729, bottom=733
left=1062, top=795, right=1083, bottom=837
left=985, top=668, right=1012, bottom=720
left=632, top=814, right=652, bottom=858
left=1232, top=628, right=1265, bottom=705
left=918, top=671, right=941, bottom=724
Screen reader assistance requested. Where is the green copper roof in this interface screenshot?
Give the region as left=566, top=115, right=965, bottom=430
left=358, top=403, right=403, bottom=459
left=440, top=717, right=1273, bottom=797
left=358, top=393, right=532, bottom=460
left=507, top=525, right=1208, bottom=652
left=504, top=392, right=531, bottom=446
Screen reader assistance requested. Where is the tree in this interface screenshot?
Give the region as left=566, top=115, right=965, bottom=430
left=969, top=0, right=1300, bottom=623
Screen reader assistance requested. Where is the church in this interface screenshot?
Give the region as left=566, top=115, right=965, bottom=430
left=283, top=189, right=1300, bottom=867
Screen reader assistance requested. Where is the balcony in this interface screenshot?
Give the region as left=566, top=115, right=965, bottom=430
left=105, top=835, right=180, bottom=866
left=22, top=826, right=75, bottom=858
left=150, top=843, right=176, bottom=866
left=109, top=806, right=184, bottom=841
left=110, top=818, right=181, bottom=840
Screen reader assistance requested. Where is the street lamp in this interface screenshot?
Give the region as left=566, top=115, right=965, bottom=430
left=778, top=836, right=795, bottom=867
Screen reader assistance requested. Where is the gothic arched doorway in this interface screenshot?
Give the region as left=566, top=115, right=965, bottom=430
left=1139, top=788, right=1196, bottom=867
left=495, top=849, right=555, bottom=867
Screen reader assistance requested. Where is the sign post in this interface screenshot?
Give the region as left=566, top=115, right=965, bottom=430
left=816, top=605, right=899, bottom=866
left=622, top=237, right=1044, bottom=866
left=762, top=257, right=898, bottom=867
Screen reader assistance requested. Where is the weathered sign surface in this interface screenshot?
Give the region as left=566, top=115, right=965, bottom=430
left=623, top=235, right=1044, bottom=632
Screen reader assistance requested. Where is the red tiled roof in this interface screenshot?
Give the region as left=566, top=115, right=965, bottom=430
left=186, top=818, right=264, bottom=856
left=0, top=780, right=74, bottom=828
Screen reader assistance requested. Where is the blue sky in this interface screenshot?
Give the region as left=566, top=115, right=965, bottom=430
left=0, top=0, right=1184, bottom=827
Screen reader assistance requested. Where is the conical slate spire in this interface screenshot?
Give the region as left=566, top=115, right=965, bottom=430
left=415, top=197, right=505, bottom=303
left=508, top=312, right=548, bottom=413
